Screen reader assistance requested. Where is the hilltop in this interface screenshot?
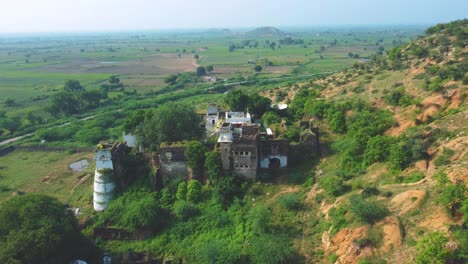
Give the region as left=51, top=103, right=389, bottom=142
left=245, top=26, right=287, bottom=37
left=264, top=19, right=467, bottom=263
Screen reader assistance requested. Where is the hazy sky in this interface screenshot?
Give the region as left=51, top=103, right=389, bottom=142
left=1, top=0, right=466, bottom=32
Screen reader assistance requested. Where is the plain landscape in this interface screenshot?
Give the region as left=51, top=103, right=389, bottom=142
left=0, top=11, right=466, bottom=264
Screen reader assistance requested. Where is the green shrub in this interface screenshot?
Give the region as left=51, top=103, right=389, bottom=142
left=398, top=172, right=425, bottom=183
left=349, top=195, right=389, bottom=224
left=361, top=186, right=380, bottom=198
left=173, top=200, right=199, bottom=221
left=279, top=193, right=302, bottom=211
left=438, top=183, right=466, bottom=217
left=97, top=190, right=164, bottom=231
left=320, top=176, right=347, bottom=196
left=434, top=148, right=454, bottom=166
left=329, top=206, right=348, bottom=235
left=247, top=205, right=272, bottom=235
left=416, top=231, right=451, bottom=264
left=187, top=180, right=202, bottom=203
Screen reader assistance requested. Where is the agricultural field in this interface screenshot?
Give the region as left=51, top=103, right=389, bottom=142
left=0, top=27, right=422, bottom=115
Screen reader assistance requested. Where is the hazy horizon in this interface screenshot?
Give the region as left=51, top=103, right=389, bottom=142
left=1, top=0, right=466, bottom=33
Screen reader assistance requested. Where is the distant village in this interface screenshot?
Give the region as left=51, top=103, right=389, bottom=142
left=93, top=106, right=320, bottom=211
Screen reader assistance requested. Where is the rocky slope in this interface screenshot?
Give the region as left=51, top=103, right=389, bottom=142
left=285, top=19, right=467, bottom=263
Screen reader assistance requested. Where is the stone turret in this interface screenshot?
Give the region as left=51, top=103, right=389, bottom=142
left=93, top=145, right=115, bottom=211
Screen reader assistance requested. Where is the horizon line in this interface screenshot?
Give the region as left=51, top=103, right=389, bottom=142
left=0, top=23, right=433, bottom=35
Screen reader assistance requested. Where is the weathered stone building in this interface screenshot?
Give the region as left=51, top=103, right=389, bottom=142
left=156, top=108, right=319, bottom=181
left=219, top=123, right=260, bottom=179
left=158, top=143, right=188, bottom=178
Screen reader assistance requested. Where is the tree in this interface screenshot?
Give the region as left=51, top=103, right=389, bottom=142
left=196, top=66, right=207, bottom=76
left=137, top=103, right=202, bottom=150
left=176, top=182, right=187, bottom=201
left=64, top=80, right=84, bottom=92
left=269, top=41, right=276, bottom=50
left=194, top=54, right=199, bottom=59
left=205, top=151, right=222, bottom=182
left=228, top=44, right=236, bottom=52
left=109, top=75, right=120, bottom=84
left=247, top=94, right=271, bottom=117
left=3, top=98, right=15, bottom=107
left=363, top=135, right=394, bottom=165
left=122, top=109, right=146, bottom=133
left=185, top=141, right=205, bottom=179
left=254, top=65, right=263, bottom=72
left=206, top=65, right=214, bottom=72
left=164, top=74, right=178, bottom=84
left=48, top=91, right=80, bottom=116
left=187, top=180, right=202, bottom=203
left=438, top=183, right=466, bottom=217
left=0, top=118, right=21, bottom=133
left=214, top=175, right=245, bottom=208
left=416, top=231, right=451, bottom=264
left=80, top=90, right=103, bottom=109
left=261, top=111, right=281, bottom=126
left=173, top=200, right=199, bottom=221
left=224, top=90, right=249, bottom=111
left=329, top=111, right=346, bottom=133
left=0, top=194, right=95, bottom=263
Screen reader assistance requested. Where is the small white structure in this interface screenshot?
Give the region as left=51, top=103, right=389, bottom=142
left=206, top=106, right=220, bottom=129
left=93, top=148, right=115, bottom=211
left=123, top=133, right=138, bottom=148
left=218, top=123, right=233, bottom=143
left=225, top=112, right=251, bottom=124
left=203, top=76, right=217, bottom=82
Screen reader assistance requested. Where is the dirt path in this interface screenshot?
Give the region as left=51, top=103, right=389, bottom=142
left=0, top=114, right=97, bottom=147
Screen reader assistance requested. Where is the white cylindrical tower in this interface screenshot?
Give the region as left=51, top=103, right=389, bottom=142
left=93, top=149, right=115, bottom=211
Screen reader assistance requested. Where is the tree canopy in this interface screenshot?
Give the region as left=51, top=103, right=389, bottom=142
left=136, top=103, right=202, bottom=150
left=0, top=194, right=95, bottom=263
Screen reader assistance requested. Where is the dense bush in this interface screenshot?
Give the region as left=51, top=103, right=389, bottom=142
left=279, top=193, right=302, bottom=211
left=0, top=194, right=96, bottom=263
left=247, top=205, right=272, bottom=235
left=173, top=200, right=200, bottom=221
left=261, top=111, right=282, bottom=126
left=187, top=180, right=203, bottom=203
left=320, top=176, right=347, bottom=196
left=97, top=189, right=165, bottom=231
left=248, top=234, right=293, bottom=264
left=349, top=195, right=389, bottom=224
left=416, top=231, right=451, bottom=264
left=438, top=183, right=466, bottom=217
left=136, top=103, right=203, bottom=150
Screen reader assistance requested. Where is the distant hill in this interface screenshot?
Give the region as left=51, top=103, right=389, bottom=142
left=245, top=26, right=287, bottom=37
left=202, top=28, right=233, bottom=36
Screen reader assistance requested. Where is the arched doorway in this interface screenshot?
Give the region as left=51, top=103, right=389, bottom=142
left=268, top=157, right=281, bottom=169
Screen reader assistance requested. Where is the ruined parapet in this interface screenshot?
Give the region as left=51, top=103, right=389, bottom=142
left=94, top=147, right=115, bottom=211
left=158, top=142, right=188, bottom=179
